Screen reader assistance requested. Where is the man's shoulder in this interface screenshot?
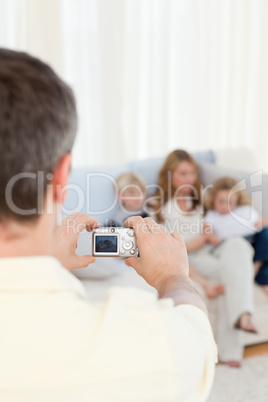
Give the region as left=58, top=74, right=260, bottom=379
left=103, top=286, right=166, bottom=309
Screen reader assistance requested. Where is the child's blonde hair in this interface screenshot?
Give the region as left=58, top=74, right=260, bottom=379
left=115, top=172, right=147, bottom=194
left=205, top=176, right=251, bottom=210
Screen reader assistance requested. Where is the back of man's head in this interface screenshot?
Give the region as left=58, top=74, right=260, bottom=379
left=0, top=48, right=77, bottom=223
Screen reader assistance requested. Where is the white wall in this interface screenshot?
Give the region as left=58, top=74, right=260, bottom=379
left=1, top=0, right=268, bottom=169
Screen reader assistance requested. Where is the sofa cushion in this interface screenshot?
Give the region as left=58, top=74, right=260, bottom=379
left=126, top=157, right=165, bottom=192
left=63, top=164, right=127, bottom=224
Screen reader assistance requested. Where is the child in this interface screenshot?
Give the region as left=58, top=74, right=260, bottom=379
left=205, top=176, right=268, bottom=294
left=109, top=172, right=149, bottom=227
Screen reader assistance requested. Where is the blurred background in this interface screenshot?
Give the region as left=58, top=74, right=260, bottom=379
left=1, top=0, right=268, bottom=168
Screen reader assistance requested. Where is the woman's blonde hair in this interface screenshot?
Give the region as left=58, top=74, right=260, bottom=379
left=150, top=149, right=202, bottom=223
left=205, top=176, right=251, bottom=210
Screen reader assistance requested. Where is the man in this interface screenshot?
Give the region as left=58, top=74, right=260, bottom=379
left=0, top=48, right=217, bottom=402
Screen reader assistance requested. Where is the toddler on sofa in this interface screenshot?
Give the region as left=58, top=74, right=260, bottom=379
left=205, top=176, right=268, bottom=294
left=109, top=172, right=149, bottom=227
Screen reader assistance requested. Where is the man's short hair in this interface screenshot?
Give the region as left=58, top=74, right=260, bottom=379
left=0, top=48, right=77, bottom=223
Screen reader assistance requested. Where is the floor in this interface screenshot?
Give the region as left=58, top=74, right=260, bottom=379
left=244, top=342, right=268, bottom=358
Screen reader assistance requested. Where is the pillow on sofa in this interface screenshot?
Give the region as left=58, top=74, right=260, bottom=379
left=213, top=147, right=259, bottom=172
left=198, top=161, right=268, bottom=220
left=63, top=164, right=127, bottom=224
left=127, top=157, right=165, bottom=191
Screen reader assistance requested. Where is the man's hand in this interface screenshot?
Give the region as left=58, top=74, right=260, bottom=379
left=125, top=216, right=208, bottom=315
left=124, top=216, right=190, bottom=292
left=52, top=212, right=99, bottom=270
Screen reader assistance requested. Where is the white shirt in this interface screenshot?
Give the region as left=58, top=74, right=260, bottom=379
left=162, top=198, right=204, bottom=243
left=205, top=205, right=259, bottom=240
left=0, top=255, right=217, bottom=402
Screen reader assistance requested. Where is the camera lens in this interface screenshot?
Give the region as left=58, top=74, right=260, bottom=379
left=110, top=228, right=115, bottom=233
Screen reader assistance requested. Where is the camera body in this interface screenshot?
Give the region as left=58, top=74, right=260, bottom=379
left=92, top=227, right=138, bottom=258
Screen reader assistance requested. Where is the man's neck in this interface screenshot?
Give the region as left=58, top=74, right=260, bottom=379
left=0, top=215, right=54, bottom=258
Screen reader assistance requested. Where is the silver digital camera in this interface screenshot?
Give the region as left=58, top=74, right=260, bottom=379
left=92, top=227, right=138, bottom=258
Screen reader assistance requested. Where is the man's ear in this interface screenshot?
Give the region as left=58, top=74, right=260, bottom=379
left=51, top=153, right=72, bottom=204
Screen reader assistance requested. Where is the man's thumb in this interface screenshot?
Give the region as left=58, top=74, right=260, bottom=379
left=125, top=256, right=140, bottom=271
left=73, top=255, right=96, bottom=269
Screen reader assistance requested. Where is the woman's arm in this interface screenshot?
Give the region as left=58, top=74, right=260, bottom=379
left=185, top=235, right=207, bottom=253
left=203, top=223, right=221, bottom=245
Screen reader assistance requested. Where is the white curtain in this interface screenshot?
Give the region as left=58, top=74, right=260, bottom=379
left=1, top=0, right=268, bottom=168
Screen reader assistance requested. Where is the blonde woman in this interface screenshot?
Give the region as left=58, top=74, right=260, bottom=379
left=151, top=149, right=257, bottom=367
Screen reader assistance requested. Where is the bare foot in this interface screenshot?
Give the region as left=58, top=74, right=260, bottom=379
left=219, top=360, right=241, bottom=368
left=205, top=282, right=225, bottom=299
left=235, top=312, right=258, bottom=333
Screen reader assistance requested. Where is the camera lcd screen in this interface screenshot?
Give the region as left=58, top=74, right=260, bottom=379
left=95, top=235, right=118, bottom=253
